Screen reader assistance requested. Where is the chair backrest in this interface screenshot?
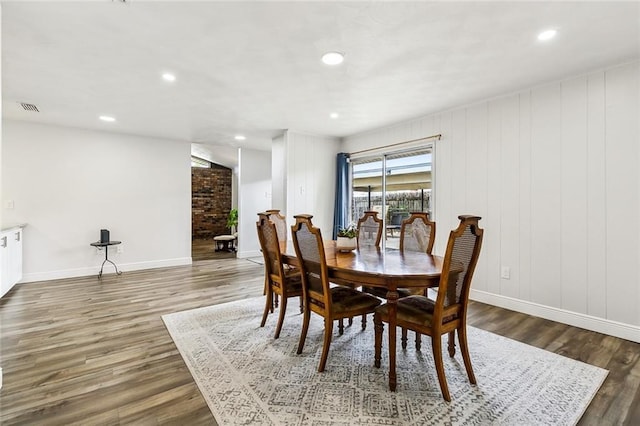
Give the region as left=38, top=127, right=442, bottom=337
left=290, top=214, right=331, bottom=310
left=434, top=215, right=483, bottom=323
left=356, top=211, right=383, bottom=248
left=400, top=212, right=436, bottom=254
left=256, top=213, right=286, bottom=285
left=266, top=209, right=287, bottom=242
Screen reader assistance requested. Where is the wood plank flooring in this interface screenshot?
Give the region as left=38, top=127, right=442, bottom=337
left=1, top=258, right=638, bottom=425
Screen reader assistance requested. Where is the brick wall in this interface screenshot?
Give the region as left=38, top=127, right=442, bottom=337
left=192, top=165, right=232, bottom=240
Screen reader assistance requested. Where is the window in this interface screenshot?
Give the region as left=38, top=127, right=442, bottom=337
left=351, top=146, right=433, bottom=249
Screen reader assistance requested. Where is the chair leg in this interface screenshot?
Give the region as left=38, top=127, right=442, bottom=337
left=401, top=328, right=408, bottom=349
left=374, top=313, right=383, bottom=368
left=318, top=318, right=333, bottom=372
left=274, top=294, right=279, bottom=308
left=260, top=289, right=272, bottom=328
left=415, top=332, right=422, bottom=351
left=432, top=335, right=451, bottom=402
left=448, top=330, right=456, bottom=357
left=297, top=308, right=311, bottom=355
left=274, top=294, right=288, bottom=339
left=338, top=319, right=344, bottom=335
left=458, top=326, right=477, bottom=384
left=299, top=296, right=303, bottom=313
left=361, top=314, right=366, bottom=330
left=349, top=317, right=354, bottom=326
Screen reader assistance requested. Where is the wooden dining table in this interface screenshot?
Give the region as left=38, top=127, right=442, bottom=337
left=280, top=240, right=446, bottom=391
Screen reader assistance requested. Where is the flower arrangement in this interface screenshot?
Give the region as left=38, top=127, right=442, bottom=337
left=337, top=224, right=358, bottom=239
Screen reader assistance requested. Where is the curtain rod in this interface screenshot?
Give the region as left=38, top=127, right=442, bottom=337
left=349, top=133, right=442, bottom=156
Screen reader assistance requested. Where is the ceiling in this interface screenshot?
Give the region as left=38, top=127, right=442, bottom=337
left=3, top=2, right=639, bottom=169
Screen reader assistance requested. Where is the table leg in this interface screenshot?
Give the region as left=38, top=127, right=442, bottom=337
left=386, top=287, right=399, bottom=391
left=98, top=246, right=122, bottom=278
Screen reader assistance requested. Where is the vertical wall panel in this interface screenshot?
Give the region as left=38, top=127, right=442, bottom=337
left=500, top=96, right=521, bottom=298
left=560, top=76, right=589, bottom=314
left=466, top=104, right=489, bottom=292
left=285, top=131, right=339, bottom=235
left=451, top=109, right=468, bottom=218
left=341, top=61, right=640, bottom=329
left=486, top=100, right=502, bottom=295
left=605, top=64, right=639, bottom=325
left=518, top=91, right=533, bottom=302
left=586, top=72, right=608, bottom=318
left=435, top=112, right=453, bottom=251
left=530, top=83, right=562, bottom=308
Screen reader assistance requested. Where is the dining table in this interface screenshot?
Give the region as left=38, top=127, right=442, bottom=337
left=280, top=240, right=447, bottom=391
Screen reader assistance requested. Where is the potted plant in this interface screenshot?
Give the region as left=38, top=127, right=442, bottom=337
left=336, top=223, right=358, bottom=252
left=226, top=208, right=238, bottom=235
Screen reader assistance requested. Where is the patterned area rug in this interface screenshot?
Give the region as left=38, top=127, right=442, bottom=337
left=162, top=297, right=607, bottom=425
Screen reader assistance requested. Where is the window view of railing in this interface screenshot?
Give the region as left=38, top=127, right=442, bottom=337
left=351, top=148, right=433, bottom=249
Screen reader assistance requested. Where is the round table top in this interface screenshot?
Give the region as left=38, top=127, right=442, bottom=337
left=90, top=241, right=122, bottom=247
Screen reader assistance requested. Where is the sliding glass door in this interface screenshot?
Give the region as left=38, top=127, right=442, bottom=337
left=351, top=147, right=433, bottom=248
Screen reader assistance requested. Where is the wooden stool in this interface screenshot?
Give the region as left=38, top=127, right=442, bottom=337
left=214, top=235, right=237, bottom=252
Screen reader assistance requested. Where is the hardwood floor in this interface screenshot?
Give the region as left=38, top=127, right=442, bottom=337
left=0, top=259, right=638, bottom=425
left=191, top=239, right=236, bottom=262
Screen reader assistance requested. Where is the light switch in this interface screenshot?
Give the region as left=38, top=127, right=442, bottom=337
left=6, top=200, right=14, bottom=209
left=501, top=266, right=511, bottom=280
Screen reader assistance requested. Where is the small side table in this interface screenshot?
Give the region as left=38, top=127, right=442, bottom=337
left=90, top=241, right=123, bottom=278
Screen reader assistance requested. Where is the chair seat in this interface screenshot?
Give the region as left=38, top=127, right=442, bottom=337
left=282, top=270, right=302, bottom=292
left=375, top=295, right=458, bottom=326
left=362, top=286, right=413, bottom=299
left=331, top=286, right=381, bottom=314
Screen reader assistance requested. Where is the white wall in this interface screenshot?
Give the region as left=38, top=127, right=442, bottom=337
left=271, top=134, right=286, bottom=212
left=1, top=121, right=192, bottom=282
left=343, top=61, right=640, bottom=342
left=237, top=147, right=271, bottom=258
left=284, top=130, right=340, bottom=238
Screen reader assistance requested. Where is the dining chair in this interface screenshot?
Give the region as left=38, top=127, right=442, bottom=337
left=266, top=209, right=288, bottom=242
left=291, top=214, right=382, bottom=372
left=373, top=215, right=484, bottom=401
left=400, top=212, right=436, bottom=254
left=356, top=210, right=383, bottom=248
left=256, top=213, right=303, bottom=339
left=399, top=211, right=436, bottom=349
left=264, top=209, right=291, bottom=307
left=356, top=211, right=413, bottom=331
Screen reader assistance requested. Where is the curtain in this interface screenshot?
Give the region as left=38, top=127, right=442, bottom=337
left=332, top=153, right=350, bottom=239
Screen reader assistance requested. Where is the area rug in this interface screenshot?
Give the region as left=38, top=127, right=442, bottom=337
left=162, top=297, right=608, bottom=425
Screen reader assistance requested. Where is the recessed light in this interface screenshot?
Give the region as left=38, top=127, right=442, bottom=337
left=321, top=51, right=345, bottom=66
left=99, top=115, right=116, bottom=122
left=537, top=29, right=557, bottom=41
left=330, top=112, right=339, bottom=119
left=234, top=135, right=246, bottom=141
left=162, top=72, right=176, bottom=82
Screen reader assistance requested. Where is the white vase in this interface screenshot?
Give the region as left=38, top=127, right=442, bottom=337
left=336, top=236, right=357, bottom=252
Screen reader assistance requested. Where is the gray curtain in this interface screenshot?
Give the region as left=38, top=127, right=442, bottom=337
left=332, top=153, right=350, bottom=239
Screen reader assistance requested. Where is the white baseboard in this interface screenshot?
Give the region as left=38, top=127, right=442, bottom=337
left=20, top=257, right=193, bottom=283
left=470, top=289, right=640, bottom=343
left=237, top=250, right=262, bottom=259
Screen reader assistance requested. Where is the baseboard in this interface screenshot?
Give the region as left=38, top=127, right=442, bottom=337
left=20, top=257, right=193, bottom=283
left=237, top=250, right=262, bottom=259
left=470, top=289, right=640, bottom=343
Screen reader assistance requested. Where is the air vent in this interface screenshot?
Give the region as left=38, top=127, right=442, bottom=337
left=20, top=103, right=39, bottom=112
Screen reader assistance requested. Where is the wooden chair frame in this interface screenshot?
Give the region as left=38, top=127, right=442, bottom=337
left=257, top=213, right=302, bottom=339
left=291, top=214, right=381, bottom=372
left=374, top=215, right=483, bottom=401
left=356, top=211, right=383, bottom=249
left=399, top=212, right=436, bottom=254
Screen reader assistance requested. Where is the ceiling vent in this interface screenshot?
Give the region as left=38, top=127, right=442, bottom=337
left=20, top=102, right=39, bottom=112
